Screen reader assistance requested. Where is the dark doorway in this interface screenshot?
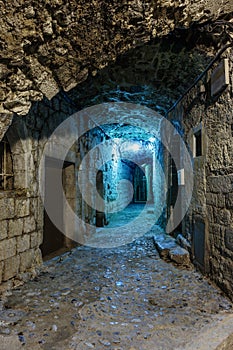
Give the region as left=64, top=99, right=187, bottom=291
left=134, top=166, right=147, bottom=203
left=96, top=170, right=105, bottom=227
left=62, top=161, right=77, bottom=249
left=193, top=217, right=209, bottom=273
left=41, top=157, right=64, bottom=258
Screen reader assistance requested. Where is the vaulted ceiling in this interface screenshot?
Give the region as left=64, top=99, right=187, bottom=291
left=67, top=17, right=233, bottom=115
left=0, top=0, right=232, bottom=141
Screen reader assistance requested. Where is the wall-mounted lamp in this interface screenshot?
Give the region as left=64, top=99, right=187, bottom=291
left=178, top=168, right=185, bottom=186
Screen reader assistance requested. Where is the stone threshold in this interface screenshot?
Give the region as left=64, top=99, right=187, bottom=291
left=153, top=230, right=191, bottom=267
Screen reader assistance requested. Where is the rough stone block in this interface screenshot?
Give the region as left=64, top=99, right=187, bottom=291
left=0, top=198, right=15, bottom=220
left=212, top=233, right=225, bottom=248
left=169, top=247, right=191, bottom=266
left=14, top=170, right=28, bottom=189
left=216, top=332, right=233, bottom=350
left=207, top=175, right=233, bottom=194
left=0, top=261, right=4, bottom=284
left=17, top=235, right=30, bottom=253
left=8, top=219, right=23, bottom=237
left=15, top=198, right=30, bottom=218
left=12, top=154, right=26, bottom=171
left=19, top=249, right=34, bottom=272
left=153, top=234, right=177, bottom=259
left=0, top=334, right=22, bottom=350
left=154, top=231, right=190, bottom=266
left=24, top=216, right=36, bottom=233
left=30, top=198, right=40, bottom=220
left=206, top=193, right=216, bottom=206
left=209, top=223, right=221, bottom=236
left=226, top=193, right=233, bottom=209
left=225, top=229, right=233, bottom=251
left=30, top=231, right=43, bottom=248
left=35, top=200, right=44, bottom=230
left=34, top=248, right=43, bottom=266
left=206, top=193, right=225, bottom=208
left=0, top=220, right=8, bottom=240
left=0, top=238, right=16, bottom=261
left=3, top=255, right=20, bottom=281
left=216, top=195, right=225, bottom=208
left=214, top=208, right=231, bottom=226
left=176, top=233, right=191, bottom=251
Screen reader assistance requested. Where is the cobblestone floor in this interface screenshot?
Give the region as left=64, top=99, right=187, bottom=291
left=1, top=206, right=233, bottom=349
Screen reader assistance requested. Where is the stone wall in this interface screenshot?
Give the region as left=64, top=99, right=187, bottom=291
left=0, top=122, right=43, bottom=291
left=103, top=144, right=135, bottom=218
left=0, top=0, right=232, bottom=128
left=67, top=35, right=210, bottom=114
left=168, top=47, right=233, bottom=299
left=0, top=191, right=41, bottom=286
left=0, top=93, right=79, bottom=290
left=0, top=88, right=163, bottom=290
left=0, top=0, right=232, bottom=292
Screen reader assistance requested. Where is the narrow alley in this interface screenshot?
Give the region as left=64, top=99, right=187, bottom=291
left=0, top=2, right=233, bottom=350
left=0, top=205, right=233, bottom=350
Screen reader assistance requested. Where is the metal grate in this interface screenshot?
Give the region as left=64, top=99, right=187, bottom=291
left=0, top=138, right=14, bottom=190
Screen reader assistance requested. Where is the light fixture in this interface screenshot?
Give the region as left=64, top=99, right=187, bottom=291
left=120, top=141, right=141, bottom=152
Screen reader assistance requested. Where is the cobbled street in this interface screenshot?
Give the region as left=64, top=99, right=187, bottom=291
left=1, top=224, right=233, bottom=350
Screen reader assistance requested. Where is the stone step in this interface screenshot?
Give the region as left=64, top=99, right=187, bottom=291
left=169, top=246, right=191, bottom=266
left=153, top=236, right=177, bottom=259
left=153, top=230, right=191, bottom=267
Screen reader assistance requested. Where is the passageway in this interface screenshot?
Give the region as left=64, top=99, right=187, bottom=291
left=0, top=5, right=232, bottom=349
left=87, top=203, right=156, bottom=248
left=0, top=1, right=232, bottom=350
left=1, top=212, right=233, bottom=350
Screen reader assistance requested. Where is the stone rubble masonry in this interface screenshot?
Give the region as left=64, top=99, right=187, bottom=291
left=0, top=198, right=15, bottom=220
left=0, top=113, right=13, bottom=142
left=24, top=216, right=36, bottom=234
left=168, top=47, right=233, bottom=300
left=15, top=198, right=30, bottom=218
left=206, top=193, right=225, bottom=209
left=0, top=0, right=232, bottom=126
left=0, top=261, right=3, bottom=284
left=8, top=219, right=23, bottom=238
left=3, top=255, right=20, bottom=282
left=0, top=0, right=232, bottom=294
left=0, top=188, right=43, bottom=287
left=30, top=231, right=43, bottom=249
left=0, top=90, right=95, bottom=288
left=153, top=231, right=191, bottom=267
left=17, top=235, right=30, bottom=253
left=0, top=238, right=17, bottom=261
left=207, top=175, right=233, bottom=194
left=19, top=249, right=36, bottom=273
left=0, top=220, right=8, bottom=241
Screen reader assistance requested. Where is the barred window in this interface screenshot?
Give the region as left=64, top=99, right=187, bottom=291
left=0, top=136, right=14, bottom=190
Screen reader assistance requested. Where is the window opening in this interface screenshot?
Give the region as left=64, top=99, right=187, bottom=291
left=0, top=136, right=14, bottom=190
left=194, top=129, right=202, bottom=157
